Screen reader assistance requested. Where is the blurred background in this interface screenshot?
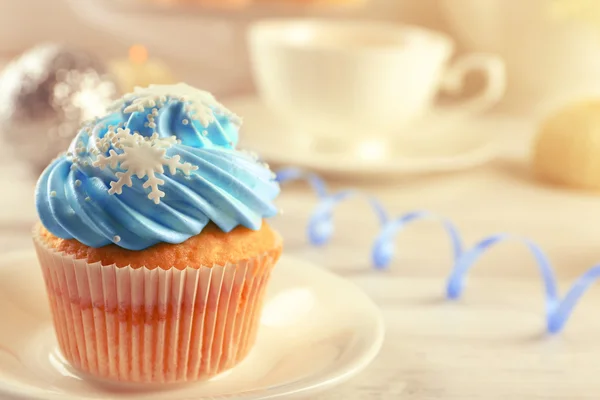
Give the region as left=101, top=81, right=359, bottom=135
left=2, top=0, right=600, bottom=244
left=3, top=0, right=599, bottom=110
left=0, top=0, right=446, bottom=94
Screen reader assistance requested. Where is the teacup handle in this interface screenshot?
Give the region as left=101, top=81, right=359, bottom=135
left=439, top=53, right=506, bottom=115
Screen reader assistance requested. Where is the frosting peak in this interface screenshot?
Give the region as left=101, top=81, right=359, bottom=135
left=36, top=84, right=279, bottom=250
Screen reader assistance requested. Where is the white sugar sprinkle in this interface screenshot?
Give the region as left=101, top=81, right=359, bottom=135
left=85, top=196, right=91, bottom=202
left=182, top=119, right=189, bottom=125
left=50, top=191, right=57, bottom=197
left=113, top=235, right=121, bottom=243
left=74, top=180, right=82, bottom=187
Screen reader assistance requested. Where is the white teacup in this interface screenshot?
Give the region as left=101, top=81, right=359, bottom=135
left=248, top=19, right=506, bottom=139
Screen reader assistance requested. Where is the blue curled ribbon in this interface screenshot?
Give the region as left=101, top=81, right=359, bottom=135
left=276, top=167, right=600, bottom=334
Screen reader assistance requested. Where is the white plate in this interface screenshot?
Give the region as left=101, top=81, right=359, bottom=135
left=229, top=95, right=512, bottom=177
left=0, top=251, right=384, bottom=400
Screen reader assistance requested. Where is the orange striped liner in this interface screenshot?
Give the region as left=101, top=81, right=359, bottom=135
left=33, top=233, right=279, bottom=383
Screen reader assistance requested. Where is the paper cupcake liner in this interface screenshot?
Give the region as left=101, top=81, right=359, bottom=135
left=33, top=233, right=279, bottom=383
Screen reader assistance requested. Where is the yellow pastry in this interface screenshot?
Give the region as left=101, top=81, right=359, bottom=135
left=532, top=99, right=600, bottom=190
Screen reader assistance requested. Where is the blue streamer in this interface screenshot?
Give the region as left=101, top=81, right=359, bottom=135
left=275, top=167, right=600, bottom=334
left=372, top=211, right=463, bottom=270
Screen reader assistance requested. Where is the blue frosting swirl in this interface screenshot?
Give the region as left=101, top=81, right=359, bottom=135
left=36, top=86, right=279, bottom=250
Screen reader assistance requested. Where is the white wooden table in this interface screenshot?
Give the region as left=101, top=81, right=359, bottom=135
left=2, top=122, right=600, bottom=400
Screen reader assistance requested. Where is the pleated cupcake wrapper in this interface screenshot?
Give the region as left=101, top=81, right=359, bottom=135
left=33, top=234, right=278, bottom=384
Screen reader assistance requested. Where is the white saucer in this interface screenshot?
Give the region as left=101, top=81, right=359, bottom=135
left=0, top=251, right=384, bottom=400
left=228, top=95, right=509, bottom=177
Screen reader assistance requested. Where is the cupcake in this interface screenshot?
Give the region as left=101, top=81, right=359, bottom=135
left=33, top=83, right=282, bottom=383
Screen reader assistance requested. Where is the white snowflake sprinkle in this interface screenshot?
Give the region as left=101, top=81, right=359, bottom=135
left=93, top=128, right=198, bottom=204
left=108, top=83, right=240, bottom=127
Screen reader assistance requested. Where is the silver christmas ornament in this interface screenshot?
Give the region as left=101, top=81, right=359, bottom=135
left=0, top=43, right=120, bottom=172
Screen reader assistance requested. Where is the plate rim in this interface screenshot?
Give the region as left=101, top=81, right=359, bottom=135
left=0, top=250, right=385, bottom=400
